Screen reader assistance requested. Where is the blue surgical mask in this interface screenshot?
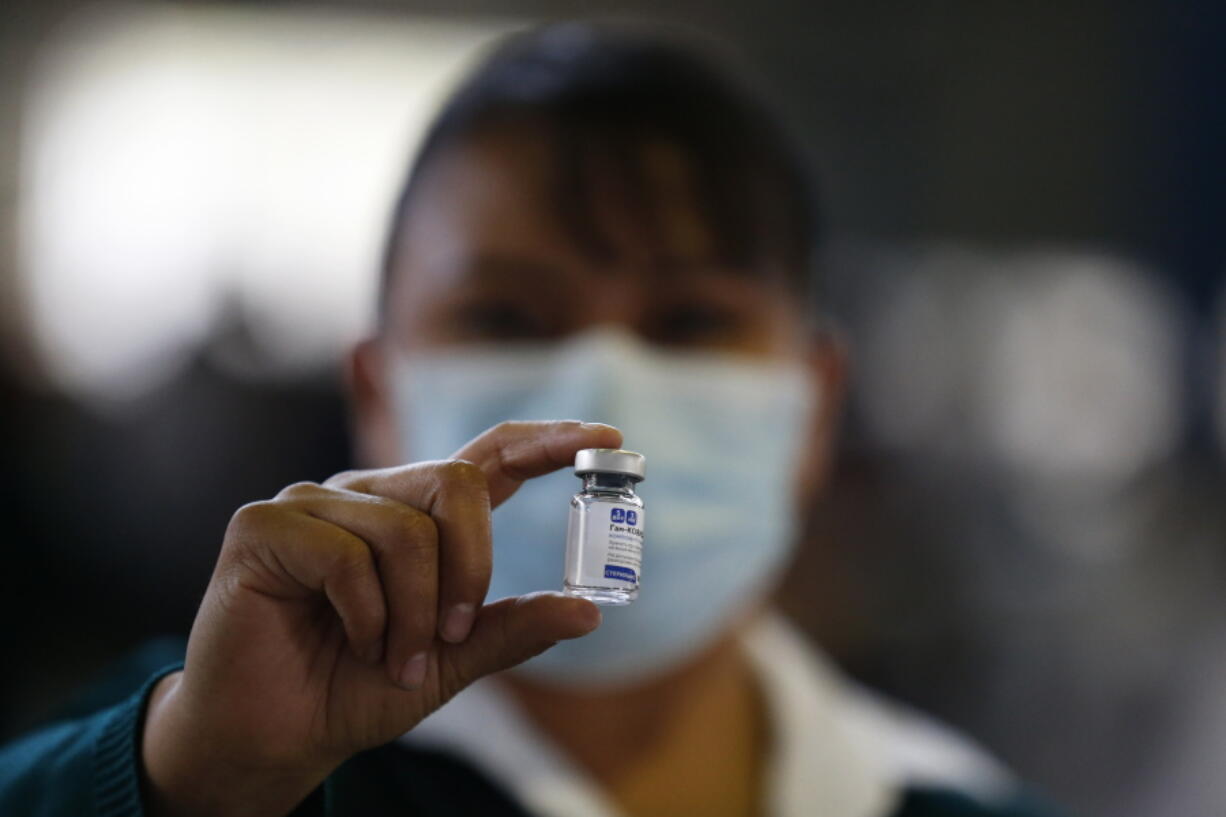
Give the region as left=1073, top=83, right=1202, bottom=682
left=390, top=327, right=817, bottom=686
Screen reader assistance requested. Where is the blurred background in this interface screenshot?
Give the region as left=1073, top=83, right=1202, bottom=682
left=2, top=3, right=1224, bottom=816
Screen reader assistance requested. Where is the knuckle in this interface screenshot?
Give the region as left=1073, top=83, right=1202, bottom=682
left=277, top=480, right=321, bottom=499
left=439, top=458, right=484, bottom=486
left=490, top=420, right=520, bottom=438
left=397, top=509, right=439, bottom=549
left=323, top=469, right=359, bottom=488
left=229, top=499, right=279, bottom=531
left=329, top=541, right=374, bottom=580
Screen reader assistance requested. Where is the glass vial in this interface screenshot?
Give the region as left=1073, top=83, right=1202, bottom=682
left=564, top=448, right=646, bottom=606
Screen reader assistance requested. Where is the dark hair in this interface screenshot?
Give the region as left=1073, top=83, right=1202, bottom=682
left=379, top=22, right=818, bottom=311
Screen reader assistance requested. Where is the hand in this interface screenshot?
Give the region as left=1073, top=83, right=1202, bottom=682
left=142, top=420, right=619, bottom=817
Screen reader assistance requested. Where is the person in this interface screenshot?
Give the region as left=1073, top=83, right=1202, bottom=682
left=0, top=21, right=1064, bottom=817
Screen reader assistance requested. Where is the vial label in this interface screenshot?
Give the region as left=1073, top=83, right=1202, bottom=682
left=566, top=501, right=645, bottom=588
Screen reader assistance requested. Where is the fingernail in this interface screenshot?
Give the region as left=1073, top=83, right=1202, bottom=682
left=399, top=652, right=429, bottom=689
left=440, top=603, right=476, bottom=644
left=579, top=422, right=616, bottom=431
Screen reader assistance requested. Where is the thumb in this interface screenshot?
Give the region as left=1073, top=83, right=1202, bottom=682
left=438, top=593, right=601, bottom=689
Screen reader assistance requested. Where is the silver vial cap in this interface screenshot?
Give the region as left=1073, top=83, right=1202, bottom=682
left=574, top=448, right=646, bottom=480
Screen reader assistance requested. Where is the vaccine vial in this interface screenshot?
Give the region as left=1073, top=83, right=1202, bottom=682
left=564, top=448, right=646, bottom=606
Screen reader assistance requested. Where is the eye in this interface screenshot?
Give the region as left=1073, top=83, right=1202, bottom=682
left=450, top=299, right=553, bottom=341
left=650, top=302, right=745, bottom=346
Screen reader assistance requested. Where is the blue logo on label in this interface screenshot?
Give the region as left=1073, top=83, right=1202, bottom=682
left=625, top=510, right=638, bottom=525
left=604, top=565, right=637, bottom=582
left=610, top=508, right=626, bottom=524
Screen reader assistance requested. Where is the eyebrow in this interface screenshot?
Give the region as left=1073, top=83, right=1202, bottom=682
left=455, top=253, right=573, bottom=287
left=453, top=250, right=781, bottom=292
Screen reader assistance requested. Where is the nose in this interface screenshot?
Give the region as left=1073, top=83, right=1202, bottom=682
left=566, top=270, right=650, bottom=338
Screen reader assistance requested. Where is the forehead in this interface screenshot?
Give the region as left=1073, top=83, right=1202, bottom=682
left=380, top=123, right=805, bottom=331
left=393, top=125, right=720, bottom=276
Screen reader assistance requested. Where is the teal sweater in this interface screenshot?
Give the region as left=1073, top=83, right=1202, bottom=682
left=0, top=641, right=1065, bottom=817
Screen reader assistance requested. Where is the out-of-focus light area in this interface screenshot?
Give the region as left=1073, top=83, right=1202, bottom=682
left=20, top=5, right=510, bottom=400
left=3, top=4, right=1226, bottom=817
left=853, top=250, right=1186, bottom=488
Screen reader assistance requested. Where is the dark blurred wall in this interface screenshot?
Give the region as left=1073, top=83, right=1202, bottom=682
left=1, top=336, right=350, bottom=736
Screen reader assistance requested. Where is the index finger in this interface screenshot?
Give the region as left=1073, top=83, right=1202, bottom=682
left=453, top=420, right=623, bottom=508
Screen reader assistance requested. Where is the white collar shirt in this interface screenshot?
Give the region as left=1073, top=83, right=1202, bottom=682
left=400, top=612, right=1013, bottom=817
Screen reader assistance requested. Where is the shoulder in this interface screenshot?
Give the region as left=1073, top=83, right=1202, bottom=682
left=745, top=615, right=1067, bottom=816
left=831, top=670, right=1013, bottom=802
